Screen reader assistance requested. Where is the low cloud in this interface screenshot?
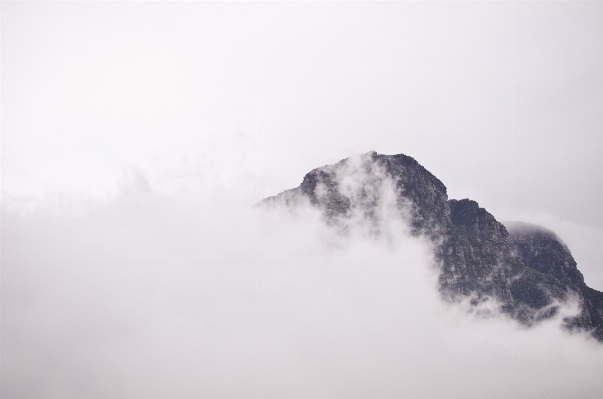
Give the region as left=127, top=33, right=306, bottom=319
left=2, top=179, right=603, bottom=399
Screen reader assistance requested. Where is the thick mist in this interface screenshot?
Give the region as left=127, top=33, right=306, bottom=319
left=3, top=178, right=603, bottom=399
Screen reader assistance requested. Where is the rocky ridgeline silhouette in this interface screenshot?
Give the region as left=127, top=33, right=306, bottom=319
left=258, top=152, right=603, bottom=341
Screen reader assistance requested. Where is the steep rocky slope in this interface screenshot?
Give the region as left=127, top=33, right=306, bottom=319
left=258, top=151, right=603, bottom=341
left=505, top=222, right=603, bottom=340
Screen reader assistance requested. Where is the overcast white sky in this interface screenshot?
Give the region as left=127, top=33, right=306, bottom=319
left=3, top=1, right=603, bottom=218
left=3, top=2, right=603, bottom=398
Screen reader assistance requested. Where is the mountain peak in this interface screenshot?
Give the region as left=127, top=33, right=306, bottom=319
left=258, top=152, right=603, bottom=341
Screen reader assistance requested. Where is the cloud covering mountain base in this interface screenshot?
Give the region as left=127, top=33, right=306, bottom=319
left=2, top=190, right=603, bottom=399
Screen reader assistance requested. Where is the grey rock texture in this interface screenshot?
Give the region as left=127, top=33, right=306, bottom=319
left=258, top=151, right=603, bottom=341
left=506, top=222, right=603, bottom=340
left=443, top=201, right=569, bottom=323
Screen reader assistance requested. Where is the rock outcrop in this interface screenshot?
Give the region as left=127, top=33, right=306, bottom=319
left=506, top=222, right=603, bottom=340
left=258, top=151, right=603, bottom=341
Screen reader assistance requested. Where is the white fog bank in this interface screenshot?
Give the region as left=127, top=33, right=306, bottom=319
left=2, top=193, right=603, bottom=399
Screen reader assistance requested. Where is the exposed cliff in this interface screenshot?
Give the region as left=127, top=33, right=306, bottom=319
left=258, top=151, right=603, bottom=341
left=506, top=222, right=603, bottom=340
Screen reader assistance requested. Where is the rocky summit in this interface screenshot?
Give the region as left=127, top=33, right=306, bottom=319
left=258, top=151, right=603, bottom=341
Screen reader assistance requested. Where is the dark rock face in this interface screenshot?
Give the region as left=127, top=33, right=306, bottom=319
left=506, top=222, right=583, bottom=286
left=258, top=151, right=603, bottom=341
left=506, top=222, right=603, bottom=340
left=449, top=199, right=509, bottom=242
left=439, top=199, right=570, bottom=323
